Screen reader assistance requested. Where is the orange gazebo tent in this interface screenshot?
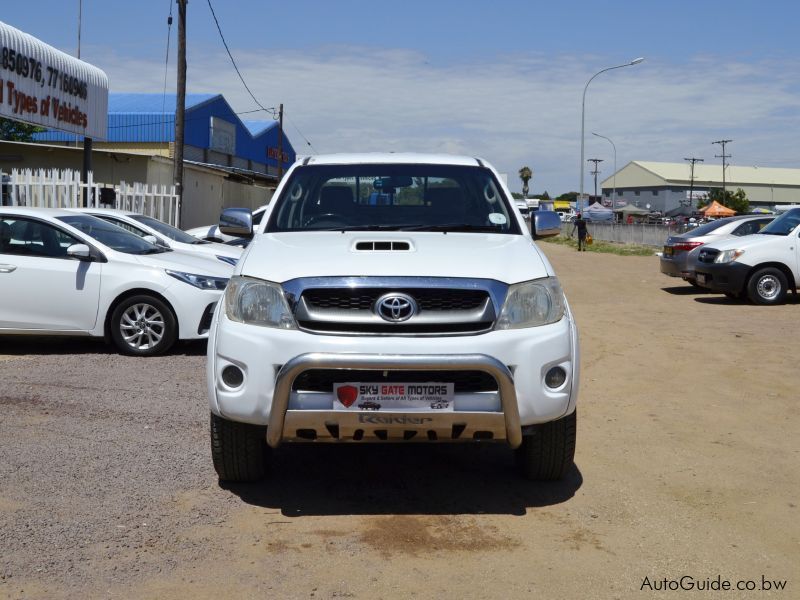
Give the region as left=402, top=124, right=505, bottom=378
left=700, top=200, right=736, bottom=217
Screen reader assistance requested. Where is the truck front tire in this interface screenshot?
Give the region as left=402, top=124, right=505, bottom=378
left=210, top=413, right=269, bottom=482
left=746, top=267, right=788, bottom=305
left=515, top=411, right=577, bottom=481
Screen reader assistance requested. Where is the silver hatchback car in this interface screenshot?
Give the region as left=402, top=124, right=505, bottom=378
left=660, top=215, right=774, bottom=285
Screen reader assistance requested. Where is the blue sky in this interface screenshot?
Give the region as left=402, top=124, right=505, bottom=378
left=4, top=1, right=800, bottom=194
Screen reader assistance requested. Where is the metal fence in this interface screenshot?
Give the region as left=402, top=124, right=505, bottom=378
left=1, top=168, right=180, bottom=226
left=560, top=222, right=683, bottom=246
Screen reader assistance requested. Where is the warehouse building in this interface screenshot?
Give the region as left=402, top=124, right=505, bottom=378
left=33, top=93, right=296, bottom=179
left=601, top=161, right=800, bottom=213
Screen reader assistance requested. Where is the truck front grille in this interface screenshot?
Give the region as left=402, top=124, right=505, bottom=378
left=292, top=369, right=499, bottom=393
left=303, top=288, right=488, bottom=312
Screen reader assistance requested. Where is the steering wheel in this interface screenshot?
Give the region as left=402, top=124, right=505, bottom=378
left=302, top=213, right=345, bottom=227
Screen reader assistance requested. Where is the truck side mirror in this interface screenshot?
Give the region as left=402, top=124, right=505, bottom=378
left=532, top=210, right=562, bottom=239
left=219, top=208, right=254, bottom=238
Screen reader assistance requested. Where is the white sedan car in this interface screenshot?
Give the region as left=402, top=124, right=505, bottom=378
left=70, top=208, right=242, bottom=266
left=0, top=207, right=232, bottom=356
left=185, top=204, right=268, bottom=242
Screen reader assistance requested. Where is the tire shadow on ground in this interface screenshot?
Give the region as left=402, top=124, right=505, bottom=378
left=661, top=286, right=712, bottom=295
left=0, top=336, right=207, bottom=356
left=693, top=294, right=800, bottom=305
left=220, top=443, right=583, bottom=517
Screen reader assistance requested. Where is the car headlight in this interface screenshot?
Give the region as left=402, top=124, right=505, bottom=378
left=166, top=270, right=229, bottom=290
left=224, top=276, right=296, bottom=329
left=216, top=255, right=238, bottom=266
left=495, top=277, right=565, bottom=330
left=714, top=249, right=745, bottom=264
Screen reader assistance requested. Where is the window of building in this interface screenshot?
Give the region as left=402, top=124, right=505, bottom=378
left=652, top=190, right=659, bottom=196
left=634, top=191, right=640, bottom=196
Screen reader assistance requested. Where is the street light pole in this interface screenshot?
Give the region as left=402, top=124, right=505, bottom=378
left=580, top=57, right=644, bottom=209
left=592, top=132, right=616, bottom=206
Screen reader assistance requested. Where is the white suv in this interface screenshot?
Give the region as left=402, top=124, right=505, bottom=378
left=207, top=154, right=580, bottom=481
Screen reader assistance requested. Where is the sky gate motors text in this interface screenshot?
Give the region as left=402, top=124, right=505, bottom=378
left=358, top=384, right=450, bottom=396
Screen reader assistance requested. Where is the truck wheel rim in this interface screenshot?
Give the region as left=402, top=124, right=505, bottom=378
left=757, top=275, right=780, bottom=300
left=120, top=303, right=165, bottom=350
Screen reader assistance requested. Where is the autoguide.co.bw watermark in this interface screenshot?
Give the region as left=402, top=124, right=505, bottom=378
left=640, top=575, right=788, bottom=592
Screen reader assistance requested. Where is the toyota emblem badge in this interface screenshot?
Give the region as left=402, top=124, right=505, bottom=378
left=375, top=293, right=417, bottom=322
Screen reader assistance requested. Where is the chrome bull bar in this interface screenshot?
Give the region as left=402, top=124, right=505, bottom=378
left=267, top=353, right=522, bottom=449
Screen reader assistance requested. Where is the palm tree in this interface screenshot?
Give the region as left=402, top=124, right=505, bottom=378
left=518, top=166, right=533, bottom=198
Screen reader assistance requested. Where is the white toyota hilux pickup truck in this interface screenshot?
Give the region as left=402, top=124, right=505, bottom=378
left=207, top=153, right=580, bottom=482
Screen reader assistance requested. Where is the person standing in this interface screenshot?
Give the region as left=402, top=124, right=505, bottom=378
left=570, top=213, right=589, bottom=251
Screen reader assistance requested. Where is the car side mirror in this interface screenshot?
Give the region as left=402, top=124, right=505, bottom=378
left=219, top=208, right=254, bottom=238
left=532, top=210, right=562, bottom=239
left=67, top=243, right=93, bottom=261
left=143, top=234, right=159, bottom=245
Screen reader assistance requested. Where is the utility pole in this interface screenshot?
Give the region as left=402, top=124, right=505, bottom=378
left=683, top=157, right=704, bottom=210
left=588, top=159, right=603, bottom=204
left=277, top=103, right=284, bottom=181
left=712, top=139, right=732, bottom=198
left=77, top=0, right=92, bottom=206
left=174, top=0, right=188, bottom=226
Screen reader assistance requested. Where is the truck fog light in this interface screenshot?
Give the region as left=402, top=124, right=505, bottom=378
left=222, top=365, right=244, bottom=388
left=545, top=366, right=567, bottom=389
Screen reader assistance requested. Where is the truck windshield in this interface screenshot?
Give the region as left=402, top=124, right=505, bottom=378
left=758, top=208, right=800, bottom=236
left=266, top=164, right=520, bottom=234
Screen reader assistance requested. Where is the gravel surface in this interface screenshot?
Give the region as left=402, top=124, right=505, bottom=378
left=1, top=243, right=798, bottom=599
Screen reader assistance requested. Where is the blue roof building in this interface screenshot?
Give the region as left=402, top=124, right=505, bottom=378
left=33, top=93, right=296, bottom=179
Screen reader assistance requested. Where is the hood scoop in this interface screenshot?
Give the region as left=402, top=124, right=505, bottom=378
left=354, top=240, right=412, bottom=251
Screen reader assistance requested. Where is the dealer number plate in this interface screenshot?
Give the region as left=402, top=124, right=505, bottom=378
left=696, top=273, right=707, bottom=285
left=333, top=382, right=455, bottom=411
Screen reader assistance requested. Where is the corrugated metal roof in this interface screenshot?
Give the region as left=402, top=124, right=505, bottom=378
left=108, top=93, right=218, bottom=112
left=242, top=119, right=278, bottom=135
left=604, top=161, right=800, bottom=187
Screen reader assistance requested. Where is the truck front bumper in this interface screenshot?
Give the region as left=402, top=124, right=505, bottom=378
left=208, top=308, right=579, bottom=447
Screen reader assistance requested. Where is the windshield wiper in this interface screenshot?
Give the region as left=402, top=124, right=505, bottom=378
left=399, top=223, right=503, bottom=232
left=139, top=247, right=170, bottom=254
left=191, top=239, right=211, bottom=244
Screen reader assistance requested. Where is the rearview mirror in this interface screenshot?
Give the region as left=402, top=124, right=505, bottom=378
left=532, top=210, right=562, bottom=239
left=67, top=243, right=93, bottom=260
left=219, top=208, right=254, bottom=238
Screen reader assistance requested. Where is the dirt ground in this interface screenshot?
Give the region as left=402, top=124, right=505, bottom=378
left=1, top=242, right=798, bottom=599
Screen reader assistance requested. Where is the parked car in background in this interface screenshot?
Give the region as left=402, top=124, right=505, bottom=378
left=695, top=208, right=800, bottom=304
left=70, top=208, right=242, bottom=266
left=0, top=208, right=232, bottom=355
left=514, top=199, right=530, bottom=219
left=185, top=204, right=269, bottom=242
left=659, top=215, right=774, bottom=286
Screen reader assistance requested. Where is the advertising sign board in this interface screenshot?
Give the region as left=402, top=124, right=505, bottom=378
left=0, top=21, right=108, bottom=139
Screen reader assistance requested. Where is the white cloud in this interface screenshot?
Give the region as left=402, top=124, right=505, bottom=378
left=88, top=43, right=800, bottom=194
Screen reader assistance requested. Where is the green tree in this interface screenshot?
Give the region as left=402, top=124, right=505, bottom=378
left=518, top=166, right=533, bottom=198
left=697, top=187, right=749, bottom=214
left=556, top=191, right=578, bottom=202
left=0, top=117, right=44, bottom=142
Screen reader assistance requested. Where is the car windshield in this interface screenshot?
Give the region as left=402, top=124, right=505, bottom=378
left=130, top=214, right=205, bottom=244
left=57, top=215, right=167, bottom=254
left=757, top=208, right=800, bottom=236
left=266, top=164, right=520, bottom=234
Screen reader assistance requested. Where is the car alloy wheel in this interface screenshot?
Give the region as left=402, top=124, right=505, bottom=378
left=110, top=294, right=178, bottom=356
left=120, top=303, right=166, bottom=350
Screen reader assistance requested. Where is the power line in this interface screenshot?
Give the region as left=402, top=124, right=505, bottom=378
left=206, top=0, right=274, bottom=115
left=284, top=110, right=318, bottom=153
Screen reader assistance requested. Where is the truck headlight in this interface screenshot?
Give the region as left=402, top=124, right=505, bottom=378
left=495, top=277, right=565, bottom=329
left=224, top=276, right=296, bottom=329
left=166, top=270, right=229, bottom=290
left=714, top=249, right=745, bottom=263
